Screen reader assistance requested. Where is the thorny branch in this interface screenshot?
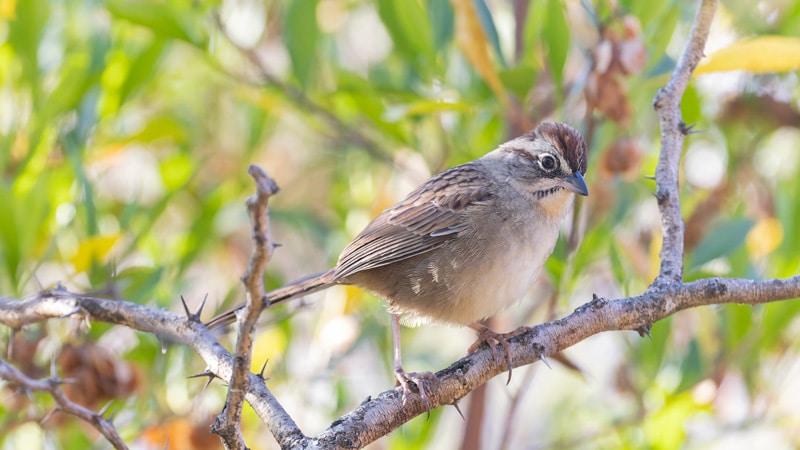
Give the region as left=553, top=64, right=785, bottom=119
left=0, top=1, right=798, bottom=449
left=0, top=357, right=126, bottom=450
left=211, top=166, right=280, bottom=448
left=652, top=0, right=719, bottom=283
left=1, top=275, right=799, bottom=448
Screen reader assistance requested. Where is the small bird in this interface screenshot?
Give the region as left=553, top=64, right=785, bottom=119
left=207, top=122, right=588, bottom=406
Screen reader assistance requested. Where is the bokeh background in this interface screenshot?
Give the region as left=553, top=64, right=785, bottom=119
left=1, top=0, right=800, bottom=448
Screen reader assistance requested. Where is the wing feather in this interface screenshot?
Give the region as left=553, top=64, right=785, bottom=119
left=334, top=162, right=494, bottom=279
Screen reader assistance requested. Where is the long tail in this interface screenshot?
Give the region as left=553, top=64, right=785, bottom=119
left=204, top=269, right=337, bottom=330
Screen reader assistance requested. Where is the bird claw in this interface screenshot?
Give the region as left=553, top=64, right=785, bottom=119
left=394, top=368, right=438, bottom=417
left=468, top=324, right=526, bottom=385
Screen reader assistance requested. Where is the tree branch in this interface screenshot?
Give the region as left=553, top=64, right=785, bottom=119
left=0, top=357, right=126, bottom=449
left=302, top=276, right=800, bottom=448
left=652, top=0, right=719, bottom=283
left=2, top=275, right=798, bottom=449
left=0, top=288, right=306, bottom=447
left=212, top=166, right=280, bottom=447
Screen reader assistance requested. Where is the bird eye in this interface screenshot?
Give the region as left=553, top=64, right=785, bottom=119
left=539, top=154, right=558, bottom=172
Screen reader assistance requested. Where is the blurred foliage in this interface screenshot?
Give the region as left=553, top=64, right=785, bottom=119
left=1, top=0, right=800, bottom=449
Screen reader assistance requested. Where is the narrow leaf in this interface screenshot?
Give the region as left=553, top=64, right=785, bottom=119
left=542, top=0, right=570, bottom=90
left=451, top=0, right=508, bottom=105
left=695, top=36, right=800, bottom=75
left=106, top=0, right=207, bottom=47
left=690, top=218, right=755, bottom=269
left=471, top=0, right=506, bottom=67
left=285, top=0, right=320, bottom=87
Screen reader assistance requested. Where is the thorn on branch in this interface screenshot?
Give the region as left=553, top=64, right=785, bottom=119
left=180, top=294, right=208, bottom=322
left=652, top=88, right=667, bottom=110
left=654, top=190, right=668, bottom=206
left=58, top=307, right=83, bottom=319
left=187, top=369, right=219, bottom=391
left=589, top=294, right=608, bottom=310
left=636, top=324, right=653, bottom=339
left=41, top=408, right=60, bottom=425
left=452, top=400, right=465, bottom=421
left=12, top=387, right=33, bottom=401
left=257, top=359, right=270, bottom=381
left=197, top=294, right=208, bottom=319
left=180, top=296, right=191, bottom=319
left=358, top=396, right=372, bottom=408
left=98, top=400, right=114, bottom=417
left=679, top=121, right=702, bottom=135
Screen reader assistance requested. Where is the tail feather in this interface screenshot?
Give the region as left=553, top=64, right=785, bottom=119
left=205, top=269, right=337, bottom=330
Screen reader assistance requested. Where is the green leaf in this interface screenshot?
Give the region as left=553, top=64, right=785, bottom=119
left=543, top=0, right=570, bottom=90
left=472, top=0, right=506, bottom=67
left=106, top=0, right=207, bottom=47
left=7, top=0, right=49, bottom=104
left=160, top=153, right=194, bottom=191
left=722, top=304, right=754, bottom=350
left=118, top=38, right=167, bottom=105
left=0, top=176, right=53, bottom=292
left=498, top=65, right=537, bottom=99
left=544, top=234, right=568, bottom=288
left=427, top=0, right=454, bottom=51
left=643, top=391, right=704, bottom=450
left=643, top=1, right=684, bottom=60
left=403, top=99, right=471, bottom=116
left=689, top=218, right=755, bottom=269
left=609, top=240, right=627, bottom=291
left=775, top=189, right=800, bottom=277
left=760, top=300, right=800, bottom=350
left=376, top=0, right=435, bottom=72
left=646, top=54, right=676, bottom=78
left=124, top=115, right=188, bottom=144
left=285, top=0, right=320, bottom=87
left=116, top=266, right=166, bottom=305
left=41, top=54, right=94, bottom=120
left=633, top=318, right=671, bottom=379
left=676, top=339, right=705, bottom=391
left=680, top=84, right=701, bottom=125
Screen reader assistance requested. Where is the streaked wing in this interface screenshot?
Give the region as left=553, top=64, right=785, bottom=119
left=334, top=162, right=494, bottom=279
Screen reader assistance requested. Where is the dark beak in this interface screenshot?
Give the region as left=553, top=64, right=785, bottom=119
left=562, top=172, right=589, bottom=196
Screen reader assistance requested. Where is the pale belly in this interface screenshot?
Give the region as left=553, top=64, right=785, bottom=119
left=350, top=218, right=561, bottom=327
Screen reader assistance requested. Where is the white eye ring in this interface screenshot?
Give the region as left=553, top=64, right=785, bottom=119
left=539, top=154, right=558, bottom=171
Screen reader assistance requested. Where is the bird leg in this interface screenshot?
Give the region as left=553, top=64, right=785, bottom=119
left=467, top=323, right=526, bottom=384
left=392, top=314, right=437, bottom=415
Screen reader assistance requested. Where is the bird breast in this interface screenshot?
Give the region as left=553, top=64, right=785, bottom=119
left=359, top=203, right=564, bottom=327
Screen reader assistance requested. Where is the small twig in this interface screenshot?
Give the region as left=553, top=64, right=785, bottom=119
left=652, top=0, right=720, bottom=284
left=0, top=358, right=127, bottom=450
left=211, top=165, right=280, bottom=447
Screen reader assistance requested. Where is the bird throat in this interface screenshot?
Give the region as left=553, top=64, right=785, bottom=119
left=533, top=186, right=563, bottom=199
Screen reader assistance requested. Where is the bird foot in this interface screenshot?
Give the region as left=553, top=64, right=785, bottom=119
left=394, top=368, right=438, bottom=416
left=468, top=324, right=527, bottom=384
